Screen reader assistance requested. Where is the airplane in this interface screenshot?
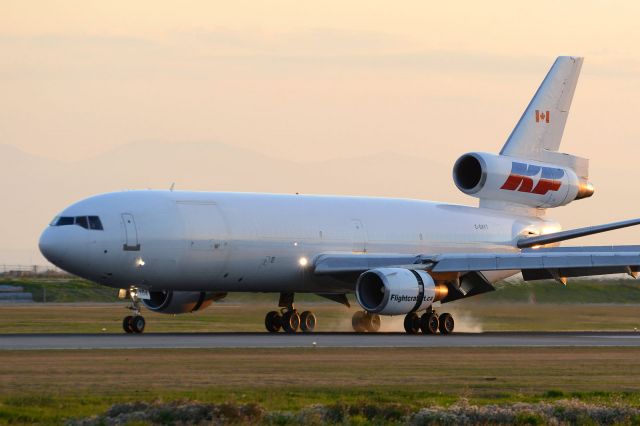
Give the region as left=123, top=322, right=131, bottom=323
left=39, top=56, right=640, bottom=335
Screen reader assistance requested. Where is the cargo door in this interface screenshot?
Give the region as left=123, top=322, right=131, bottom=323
left=177, top=201, right=230, bottom=279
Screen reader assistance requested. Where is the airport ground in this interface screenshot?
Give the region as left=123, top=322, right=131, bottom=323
left=2, top=346, right=640, bottom=424
left=2, top=277, right=640, bottom=424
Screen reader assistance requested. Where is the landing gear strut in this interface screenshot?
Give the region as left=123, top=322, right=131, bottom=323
left=121, top=287, right=146, bottom=334
left=352, top=311, right=381, bottom=333
left=265, top=293, right=317, bottom=333
left=404, top=308, right=454, bottom=335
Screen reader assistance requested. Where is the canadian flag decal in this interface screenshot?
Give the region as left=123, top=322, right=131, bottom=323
left=535, top=110, right=550, bottom=123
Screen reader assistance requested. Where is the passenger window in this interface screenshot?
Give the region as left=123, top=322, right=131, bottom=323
left=75, top=216, right=89, bottom=229
left=56, top=217, right=74, bottom=226
left=88, top=216, right=104, bottom=230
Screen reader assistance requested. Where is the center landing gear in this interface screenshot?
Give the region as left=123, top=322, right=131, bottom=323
left=265, top=293, right=317, bottom=333
left=120, top=287, right=146, bottom=334
left=403, top=308, right=455, bottom=335
left=352, top=311, right=381, bottom=333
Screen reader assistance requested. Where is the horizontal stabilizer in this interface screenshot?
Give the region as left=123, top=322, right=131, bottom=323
left=517, top=218, right=640, bottom=248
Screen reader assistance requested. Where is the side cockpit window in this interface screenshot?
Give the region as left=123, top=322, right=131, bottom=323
left=88, top=216, right=104, bottom=230
left=51, top=216, right=103, bottom=230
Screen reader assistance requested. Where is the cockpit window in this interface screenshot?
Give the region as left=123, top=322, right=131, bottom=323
left=88, top=216, right=103, bottom=230
left=75, top=216, right=89, bottom=229
left=51, top=215, right=103, bottom=230
left=54, top=216, right=74, bottom=226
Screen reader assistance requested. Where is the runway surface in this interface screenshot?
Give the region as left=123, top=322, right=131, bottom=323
left=2, top=332, right=640, bottom=350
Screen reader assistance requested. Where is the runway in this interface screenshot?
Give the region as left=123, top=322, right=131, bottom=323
left=2, top=331, right=640, bottom=350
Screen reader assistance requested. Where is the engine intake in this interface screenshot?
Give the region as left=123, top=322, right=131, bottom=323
left=356, top=268, right=448, bottom=315
left=142, top=290, right=226, bottom=314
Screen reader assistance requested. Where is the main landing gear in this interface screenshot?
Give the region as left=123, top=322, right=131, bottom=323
left=265, top=292, right=317, bottom=333
left=120, top=287, right=146, bottom=334
left=351, top=311, right=381, bottom=332
left=403, top=308, right=454, bottom=335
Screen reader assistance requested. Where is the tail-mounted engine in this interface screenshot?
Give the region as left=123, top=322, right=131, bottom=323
left=142, top=290, right=226, bottom=314
left=355, top=268, right=448, bottom=315
left=453, top=152, right=593, bottom=208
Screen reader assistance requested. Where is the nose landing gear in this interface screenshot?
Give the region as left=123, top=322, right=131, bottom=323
left=123, top=314, right=146, bottom=334
left=120, top=287, right=146, bottom=334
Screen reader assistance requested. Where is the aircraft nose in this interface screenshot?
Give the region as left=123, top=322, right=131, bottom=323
left=39, top=227, right=67, bottom=266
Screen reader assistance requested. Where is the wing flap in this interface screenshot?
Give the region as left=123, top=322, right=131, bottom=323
left=523, top=265, right=639, bottom=281
left=430, top=250, right=640, bottom=273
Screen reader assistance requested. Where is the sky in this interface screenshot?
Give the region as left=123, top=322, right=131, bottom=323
left=2, top=1, right=640, bottom=264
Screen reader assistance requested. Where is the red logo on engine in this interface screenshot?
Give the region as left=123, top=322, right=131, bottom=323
left=535, top=110, right=550, bottom=123
left=500, top=162, right=564, bottom=195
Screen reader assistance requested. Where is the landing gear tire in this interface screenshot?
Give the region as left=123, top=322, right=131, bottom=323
left=281, top=310, right=301, bottom=333
left=352, top=311, right=367, bottom=332
left=352, top=311, right=381, bottom=333
left=420, top=312, right=439, bottom=335
left=130, top=315, right=146, bottom=334
left=438, top=313, right=455, bottom=334
left=404, top=313, right=420, bottom=334
left=122, top=315, right=134, bottom=334
left=367, top=313, right=381, bottom=332
left=265, top=311, right=282, bottom=333
left=123, top=286, right=146, bottom=334
left=300, top=311, right=317, bottom=333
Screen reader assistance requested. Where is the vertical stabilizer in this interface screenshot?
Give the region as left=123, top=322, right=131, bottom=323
left=500, top=56, right=583, bottom=161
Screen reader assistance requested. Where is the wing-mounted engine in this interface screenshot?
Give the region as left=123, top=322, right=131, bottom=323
left=453, top=152, right=593, bottom=209
left=142, top=290, right=227, bottom=314
left=355, top=268, right=448, bottom=315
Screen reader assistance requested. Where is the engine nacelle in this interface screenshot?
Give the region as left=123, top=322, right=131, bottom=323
left=452, top=152, right=593, bottom=208
left=142, top=290, right=226, bottom=314
left=355, top=268, right=448, bottom=315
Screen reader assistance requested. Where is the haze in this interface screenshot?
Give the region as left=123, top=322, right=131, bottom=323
left=2, top=1, right=640, bottom=264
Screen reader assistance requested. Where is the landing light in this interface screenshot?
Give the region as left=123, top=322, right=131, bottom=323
left=135, top=258, right=146, bottom=268
left=298, top=257, right=309, bottom=267
left=542, top=226, right=561, bottom=235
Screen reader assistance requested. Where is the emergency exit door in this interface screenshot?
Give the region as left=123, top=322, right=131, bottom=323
left=122, top=213, right=140, bottom=251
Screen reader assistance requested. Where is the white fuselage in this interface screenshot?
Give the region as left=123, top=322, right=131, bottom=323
left=39, top=191, right=559, bottom=293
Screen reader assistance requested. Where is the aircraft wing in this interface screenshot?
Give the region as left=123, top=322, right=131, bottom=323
left=314, top=245, right=640, bottom=303
left=313, top=245, right=640, bottom=281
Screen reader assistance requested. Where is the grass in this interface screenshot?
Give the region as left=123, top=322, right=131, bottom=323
left=0, top=277, right=117, bottom=303
left=1, top=301, right=640, bottom=333
left=487, top=277, right=640, bottom=304
left=1, top=347, right=640, bottom=424
left=3, top=275, right=640, bottom=304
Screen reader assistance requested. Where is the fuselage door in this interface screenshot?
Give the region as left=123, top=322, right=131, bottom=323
left=177, top=201, right=230, bottom=279
left=351, top=219, right=367, bottom=253
left=121, top=213, right=140, bottom=251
